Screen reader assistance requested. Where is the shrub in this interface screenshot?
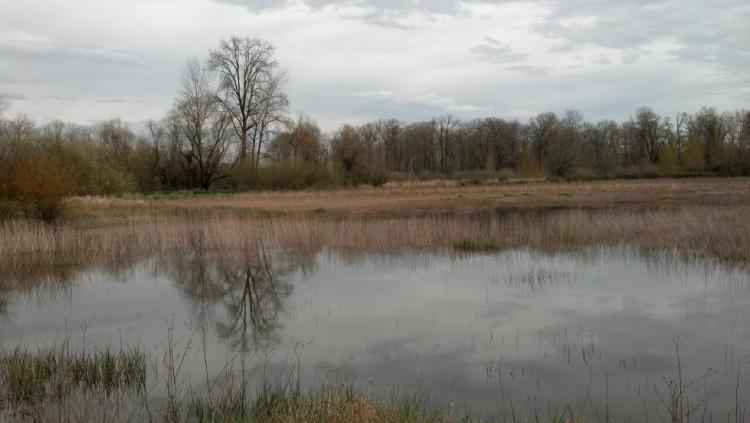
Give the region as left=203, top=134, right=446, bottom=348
left=682, top=134, right=705, bottom=172
left=0, top=150, right=77, bottom=220
left=658, top=143, right=679, bottom=175
left=226, top=161, right=339, bottom=191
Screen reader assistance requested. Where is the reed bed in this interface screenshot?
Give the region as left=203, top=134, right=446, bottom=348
left=1, top=205, right=749, bottom=276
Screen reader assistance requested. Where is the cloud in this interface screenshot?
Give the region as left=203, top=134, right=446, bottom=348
left=42, top=95, right=77, bottom=101
left=471, top=36, right=527, bottom=64
left=533, top=0, right=750, bottom=73
left=0, top=0, right=746, bottom=128
left=2, top=92, right=29, bottom=100
left=1, top=31, right=146, bottom=67
left=351, top=90, right=490, bottom=116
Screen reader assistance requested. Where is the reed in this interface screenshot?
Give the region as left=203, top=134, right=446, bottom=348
left=0, top=345, right=146, bottom=420
left=1, top=205, right=748, bottom=276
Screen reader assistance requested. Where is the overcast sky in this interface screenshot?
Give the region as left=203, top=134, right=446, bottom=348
left=1, top=0, right=748, bottom=130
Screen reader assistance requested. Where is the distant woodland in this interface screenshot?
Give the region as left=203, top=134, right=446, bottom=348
left=1, top=37, right=749, bottom=220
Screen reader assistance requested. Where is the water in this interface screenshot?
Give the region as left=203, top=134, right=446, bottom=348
left=1, top=247, right=749, bottom=420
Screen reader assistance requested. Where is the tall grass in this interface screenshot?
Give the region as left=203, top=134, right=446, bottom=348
left=0, top=345, right=586, bottom=422
left=1, top=206, right=749, bottom=274
left=0, top=345, right=146, bottom=421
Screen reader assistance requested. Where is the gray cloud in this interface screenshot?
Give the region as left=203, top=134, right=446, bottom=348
left=1, top=0, right=746, bottom=128
left=1, top=36, right=146, bottom=68
left=471, top=36, right=527, bottom=64
left=3, top=92, right=29, bottom=100
left=42, top=95, right=77, bottom=101
left=535, top=0, right=750, bottom=71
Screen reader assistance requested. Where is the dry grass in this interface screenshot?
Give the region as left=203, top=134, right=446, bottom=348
left=66, top=177, right=750, bottom=218
left=2, top=177, right=750, bottom=288
left=1, top=205, right=749, bottom=281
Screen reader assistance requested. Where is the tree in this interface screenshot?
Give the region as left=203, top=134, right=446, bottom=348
left=172, top=59, right=235, bottom=189
left=527, top=112, right=558, bottom=166
left=268, top=115, right=325, bottom=164
left=693, top=107, right=727, bottom=168
left=330, top=124, right=388, bottom=186
left=658, top=142, right=678, bottom=174
left=208, top=37, right=285, bottom=167
left=546, top=127, right=579, bottom=176
left=634, top=107, right=662, bottom=163
left=249, top=73, right=289, bottom=168
left=682, top=133, right=705, bottom=172
left=434, top=115, right=457, bottom=174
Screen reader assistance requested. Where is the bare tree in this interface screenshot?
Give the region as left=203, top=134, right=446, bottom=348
left=269, top=114, right=325, bottom=164
left=634, top=106, right=662, bottom=163
left=173, top=59, right=234, bottom=189
left=528, top=112, right=559, bottom=165
left=434, top=115, right=457, bottom=174
left=249, top=73, right=289, bottom=168
left=208, top=37, right=286, bottom=167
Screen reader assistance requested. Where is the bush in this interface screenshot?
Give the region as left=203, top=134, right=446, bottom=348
left=0, top=150, right=78, bottom=220
left=226, top=161, right=339, bottom=191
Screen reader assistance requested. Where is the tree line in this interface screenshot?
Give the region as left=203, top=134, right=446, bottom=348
left=1, top=36, right=749, bottom=220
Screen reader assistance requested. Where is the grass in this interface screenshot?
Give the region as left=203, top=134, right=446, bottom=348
left=189, top=382, right=585, bottom=423
left=1, top=205, right=749, bottom=275
left=64, top=177, right=750, bottom=219
left=1, top=178, right=749, bottom=421
left=0, top=346, right=583, bottom=422
left=0, top=345, right=146, bottom=420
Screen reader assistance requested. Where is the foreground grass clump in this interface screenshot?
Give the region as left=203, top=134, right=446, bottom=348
left=0, top=347, right=583, bottom=422
left=0, top=346, right=146, bottom=411
left=190, top=383, right=582, bottom=423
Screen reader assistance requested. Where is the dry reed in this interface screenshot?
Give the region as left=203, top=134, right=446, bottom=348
left=1, top=205, right=748, bottom=279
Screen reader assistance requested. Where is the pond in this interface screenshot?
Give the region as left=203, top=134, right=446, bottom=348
left=1, top=246, right=749, bottom=420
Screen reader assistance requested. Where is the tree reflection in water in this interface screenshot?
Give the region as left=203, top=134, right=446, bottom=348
left=167, top=244, right=299, bottom=351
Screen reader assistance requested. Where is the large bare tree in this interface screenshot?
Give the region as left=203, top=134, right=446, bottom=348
left=172, top=58, right=234, bottom=189
left=208, top=37, right=287, bottom=167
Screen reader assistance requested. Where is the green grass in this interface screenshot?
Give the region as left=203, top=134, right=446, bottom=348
left=0, top=346, right=587, bottom=422
left=0, top=345, right=146, bottom=407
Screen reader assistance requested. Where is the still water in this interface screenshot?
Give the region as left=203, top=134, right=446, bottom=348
left=1, top=247, right=749, bottom=420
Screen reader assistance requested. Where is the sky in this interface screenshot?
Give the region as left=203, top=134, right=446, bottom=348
left=1, top=0, right=749, bottom=131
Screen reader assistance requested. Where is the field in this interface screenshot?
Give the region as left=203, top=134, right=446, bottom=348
left=67, top=177, right=750, bottom=218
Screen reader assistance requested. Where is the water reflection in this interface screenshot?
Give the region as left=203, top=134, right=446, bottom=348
left=1, top=245, right=749, bottom=420
left=166, top=246, right=295, bottom=351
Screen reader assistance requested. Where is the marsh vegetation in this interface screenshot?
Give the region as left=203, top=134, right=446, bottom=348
left=1, top=196, right=750, bottom=421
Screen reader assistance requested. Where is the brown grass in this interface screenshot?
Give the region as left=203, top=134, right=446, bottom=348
left=67, top=177, right=750, bottom=218
left=2, top=177, right=750, bottom=284
left=1, top=205, right=748, bottom=279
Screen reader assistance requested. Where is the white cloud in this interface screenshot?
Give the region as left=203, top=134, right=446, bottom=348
left=0, top=0, right=746, bottom=130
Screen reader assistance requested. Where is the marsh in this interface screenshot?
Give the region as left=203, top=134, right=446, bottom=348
left=2, top=207, right=749, bottom=420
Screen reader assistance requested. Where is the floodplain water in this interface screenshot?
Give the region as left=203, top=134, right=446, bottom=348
left=1, top=245, right=749, bottom=420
